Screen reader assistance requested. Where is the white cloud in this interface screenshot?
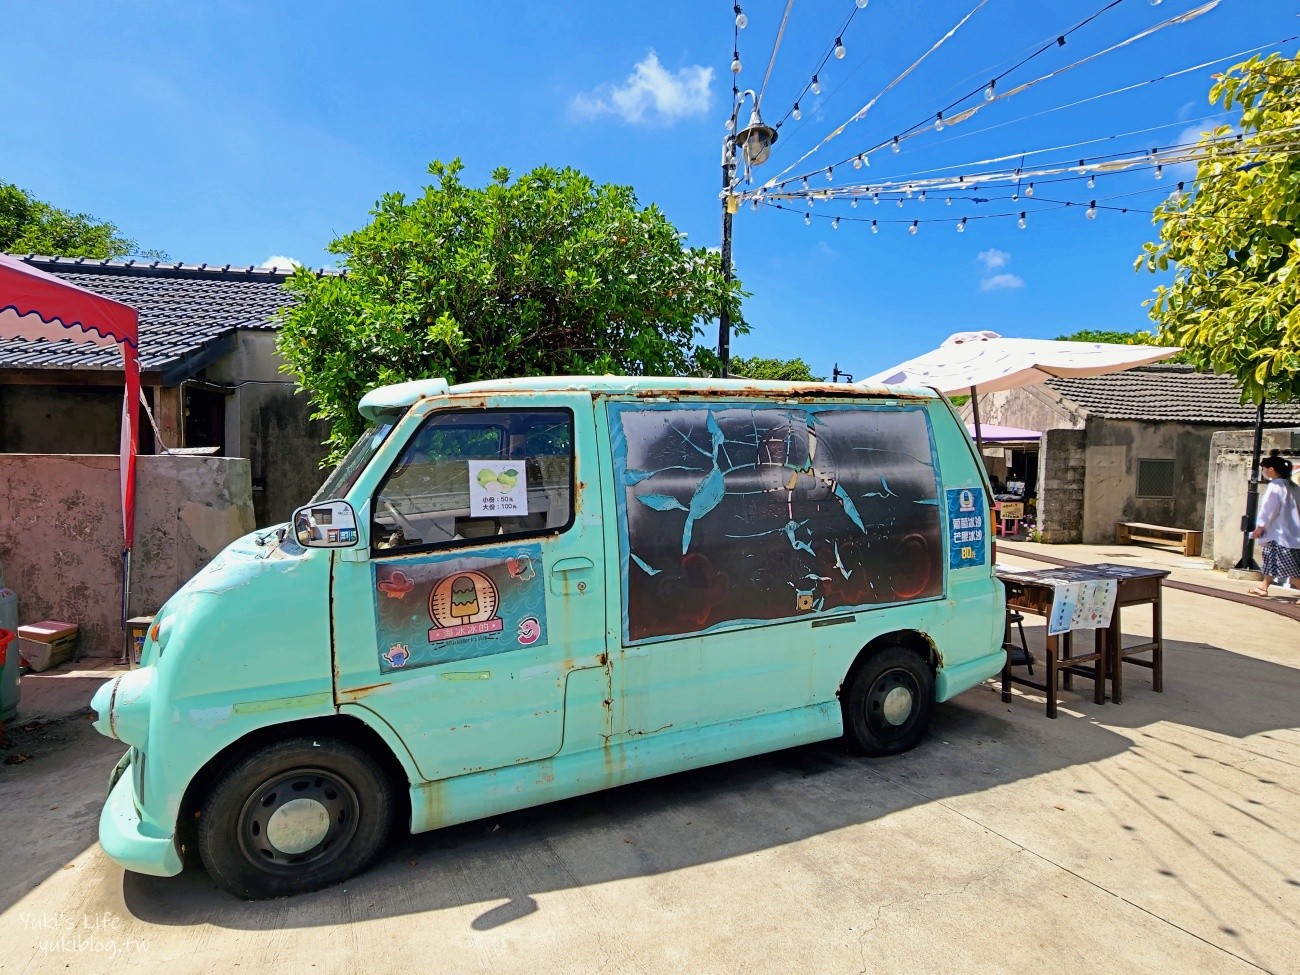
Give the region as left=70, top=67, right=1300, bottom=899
left=976, top=248, right=1010, bottom=271
left=570, top=51, right=713, bottom=125
left=1177, top=100, right=1198, bottom=122
left=980, top=273, right=1025, bottom=292
left=261, top=255, right=301, bottom=271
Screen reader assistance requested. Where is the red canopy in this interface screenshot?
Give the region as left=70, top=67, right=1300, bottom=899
left=0, top=253, right=141, bottom=548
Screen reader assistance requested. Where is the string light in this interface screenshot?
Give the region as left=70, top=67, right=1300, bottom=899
left=834, top=37, right=846, bottom=60
left=731, top=52, right=742, bottom=74
left=871, top=219, right=878, bottom=233
left=858, top=0, right=869, bottom=7
left=793, top=102, right=802, bottom=121
left=832, top=217, right=841, bottom=230
left=1025, top=183, right=1035, bottom=198
left=804, top=212, right=811, bottom=225
left=934, top=112, right=945, bottom=132
left=897, top=197, right=904, bottom=207
left=984, top=80, right=996, bottom=101
left=919, top=190, right=927, bottom=202
left=811, top=74, right=822, bottom=96
left=802, top=176, right=809, bottom=191
left=734, top=4, right=747, bottom=29
left=957, top=217, right=967, bottom=233
left=851, top=197, right=858, bottom=208
left=945, top=197, right=952, bottom=206
left=1075, top=159, right=1087, bottom=174
left=826, top=167, right=834, bottom=182
left=1018, top=212, right=1027, bottom=229
left=891, top=136, right=900, bottom=154
left=908, top=220, right=919, bottom=235
left=873, top=192, right=880, bottom=205
left=1087, top=175, right=1096, bottom=189
left=1085, top=200, right=1098, bottom=220
left=1155, top=164, right=1164, bottom=180
left=853, top=154, right=864, bottom=169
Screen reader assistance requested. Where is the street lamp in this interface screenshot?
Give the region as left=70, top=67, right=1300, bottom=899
left=718, top=89, right=776, bottom=377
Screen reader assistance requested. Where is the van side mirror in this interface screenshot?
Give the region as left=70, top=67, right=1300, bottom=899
left=292, top=499, right=360, bottom=548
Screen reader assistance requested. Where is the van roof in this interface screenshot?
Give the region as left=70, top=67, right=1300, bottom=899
left=359, top=375, right=938, bottom=420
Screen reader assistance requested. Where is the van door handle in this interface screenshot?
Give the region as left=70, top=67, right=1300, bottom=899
left=552, top=557, right=594, bottom=573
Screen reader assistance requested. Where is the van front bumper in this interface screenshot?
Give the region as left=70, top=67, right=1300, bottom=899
left=99, top=751, right=183, bottom=878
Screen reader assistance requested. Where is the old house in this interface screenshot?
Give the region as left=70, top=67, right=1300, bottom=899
left=970, top=364, right=1300, bottom=544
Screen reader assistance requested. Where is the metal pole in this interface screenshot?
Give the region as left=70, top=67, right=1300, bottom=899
left=718, top=140, right=736, bottom=379
left=1234, top=399, right=1266, bottom=571
left=969, top=385, right=985, bottom=457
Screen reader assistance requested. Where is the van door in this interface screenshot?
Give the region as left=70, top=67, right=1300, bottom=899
left=331, top=396, right=605, bottom=782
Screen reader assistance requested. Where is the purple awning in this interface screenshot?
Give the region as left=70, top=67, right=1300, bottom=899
left=965, top=423, right=1040, bottom=442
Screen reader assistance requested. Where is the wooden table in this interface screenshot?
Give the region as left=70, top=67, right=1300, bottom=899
left=996, top=563, right=1169, bottom=716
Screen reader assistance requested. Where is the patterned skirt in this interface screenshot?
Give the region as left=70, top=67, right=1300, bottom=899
left=1261, top=540, right=1300, bottom=580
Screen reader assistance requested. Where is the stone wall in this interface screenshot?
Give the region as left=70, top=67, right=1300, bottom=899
left=1204, top=428, right=1300, bottom=569
left=0, top=453, right=254, bottom=657
left=1038, top=428, right=1087, bottom=543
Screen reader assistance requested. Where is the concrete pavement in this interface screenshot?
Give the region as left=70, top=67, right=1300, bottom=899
left=1, top=542, right=1296, bottom=975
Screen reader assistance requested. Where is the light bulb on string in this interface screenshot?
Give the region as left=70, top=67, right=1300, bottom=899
left=853, top=155, right=863, bottom=170
left=857, top=0, right=868, bottom=8
left=1086, top=201, right=1098, bottom=220
left=1087, top=175, right=1095, bottom=189
left=984, top=80, right=996, bottom=101
left=873, top=192, right=879, bottom=205
left=811, top=75, right=822, bottom=96
left=896, top=197, right=903, bottom=208
left=919, top=190, right=926, bottom=203
left=945, top=197, right=952, bottom=206
left=834, top=37, right=846, bottom=60
left=934, top=112, right=944, bottom=132
left=832, top=217, right=840, bottom=230
left=871, top=220, right=878, bottom=234
left=1155, top=164, right=1164, bottom=180
left=851, top=197, right=858, bottom=208
left=1025, top=183, right=1034, bottom=198
left=826, top=167, right=834, bottom=183
left=802, top=176, right=809, bottom=191
left=908, top=220, right=918, bottom=236
left=804, top=212, right=811, bottom=225
left=731, top=53, right=742, bottom=74
left=792, top=102, right=802, bottom=121
left=891, top=136, right=900, bottom=154
left=957, top=218, right=967, bottom=233
left=734, top=4, right=747, bottom=28
left=807, top=196, right=814, bottom=208
left=905, top=185, right=914, bottom=198
left=751, top=197, right=760, bottom=211
left=1076, top=160, right=1087, bottom=174
left=1017, top=212, right=1027, bottom=230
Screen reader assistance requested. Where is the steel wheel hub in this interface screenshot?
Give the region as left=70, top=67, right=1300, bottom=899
left=266, top=797, right=332, bottom=855
left=881, top=685, right=914, bottom=726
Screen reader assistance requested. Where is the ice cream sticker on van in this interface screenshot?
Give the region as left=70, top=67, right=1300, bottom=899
left=373, top=544, right=548, bottom=673
left=947, top=487, right=987, bottom=569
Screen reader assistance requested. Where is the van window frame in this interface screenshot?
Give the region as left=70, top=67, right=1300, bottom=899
left=370, top=406, right=577, bottom=558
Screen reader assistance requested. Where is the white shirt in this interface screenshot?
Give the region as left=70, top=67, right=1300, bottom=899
left=1255, top=477, right=1300, bottom=548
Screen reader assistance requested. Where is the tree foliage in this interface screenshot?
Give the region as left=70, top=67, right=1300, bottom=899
left=1055, top=327, right=1191, bottom=363
left=1138, top=51, right=1300, bottom=403
left=0, top=180, right=144, bottom=258
left=279, top=160, right=744, bottom=460
left=728, top=355, right=824, bottom=382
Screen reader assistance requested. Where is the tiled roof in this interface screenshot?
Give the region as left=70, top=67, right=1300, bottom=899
left=1046, top=364, right=1300, bottom=424
left=0, top=254, right=324, bottom=376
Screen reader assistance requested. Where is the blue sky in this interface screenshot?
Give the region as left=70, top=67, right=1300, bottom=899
left=3, top=1, right=1296, bottom=379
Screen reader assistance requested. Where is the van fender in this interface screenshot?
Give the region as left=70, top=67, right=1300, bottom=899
left=336, top=702, right=424, bottom=787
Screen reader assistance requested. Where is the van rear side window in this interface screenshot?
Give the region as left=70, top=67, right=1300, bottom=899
left=608, top=403, right=943, bottom=644
left=372, top=409, right=574, bottom=553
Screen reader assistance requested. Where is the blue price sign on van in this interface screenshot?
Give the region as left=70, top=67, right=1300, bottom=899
left=946, top=487, right=987, bottom=569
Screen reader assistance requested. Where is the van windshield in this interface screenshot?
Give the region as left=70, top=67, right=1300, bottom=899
left=310, top=410, right=404, bottom=504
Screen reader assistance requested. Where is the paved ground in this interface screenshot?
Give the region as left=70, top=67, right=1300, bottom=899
left=1, top=541, right=1297, bottom=975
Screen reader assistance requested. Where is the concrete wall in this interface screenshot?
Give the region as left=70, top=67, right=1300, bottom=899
left=205, top=332, right=332, bottom=527
left=0, top=453, right=254, bottom=657
left=0, top=384, right=121, bottom=452
left=1204, top=428, right=1300, bottom=568
left=1038, top=429, right=1086, bottom=543
left=1078, top=418, right=1216, bottom=544
left=965, top=384, right=1085, bottom=434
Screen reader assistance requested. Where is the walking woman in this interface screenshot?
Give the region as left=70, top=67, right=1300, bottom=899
left=1247, top=452, right=1300, bottom=598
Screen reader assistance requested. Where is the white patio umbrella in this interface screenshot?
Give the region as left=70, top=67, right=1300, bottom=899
left=865, top=330, right=1180, bottom=454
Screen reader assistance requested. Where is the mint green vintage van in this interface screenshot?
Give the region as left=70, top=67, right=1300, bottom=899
left=92, top=376, right=1005, bottom=898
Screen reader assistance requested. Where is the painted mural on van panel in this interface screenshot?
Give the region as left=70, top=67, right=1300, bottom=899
left=373, top=543, right=547, bottom=673
left=608, top=404, right=943, bottom=643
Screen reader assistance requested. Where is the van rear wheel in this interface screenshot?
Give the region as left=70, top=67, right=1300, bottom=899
left=198, top=737, right=391, bottom=899
left=842, top=646, right=934, bottom=756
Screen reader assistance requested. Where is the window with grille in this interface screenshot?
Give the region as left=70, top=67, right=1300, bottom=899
left=1136, top=458, right=1176, bottom=499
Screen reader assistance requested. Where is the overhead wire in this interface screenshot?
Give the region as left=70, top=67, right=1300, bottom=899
left=758, top=0, right=796, bottom=107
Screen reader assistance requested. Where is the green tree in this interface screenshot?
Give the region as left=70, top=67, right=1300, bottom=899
left=0, top=180, right=141, bottom=258
left=1137, top=51, right=1300, bottom=403
left=1055, top=327, right=1192, bottom=363
left=280, top=160, right=744, bottom=461
left=728, top=355, right=824, bottom=382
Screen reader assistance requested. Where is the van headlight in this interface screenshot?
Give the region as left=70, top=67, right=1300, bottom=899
left=90, top=669, right=155, bottom=749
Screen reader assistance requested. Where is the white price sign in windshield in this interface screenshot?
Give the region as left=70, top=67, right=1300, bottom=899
left=468, top=461, right=528, bottom=517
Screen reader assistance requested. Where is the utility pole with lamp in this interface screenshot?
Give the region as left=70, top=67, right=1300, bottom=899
left=718, top=88, right=776, bottom=378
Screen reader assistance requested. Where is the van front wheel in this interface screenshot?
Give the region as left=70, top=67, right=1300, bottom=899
left=198, top=737, right=391, bottom=899
left=842, top=647, right=934, bottom=756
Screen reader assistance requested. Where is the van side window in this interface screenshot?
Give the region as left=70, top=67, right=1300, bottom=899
left=372, top=409, right=573, bottom=554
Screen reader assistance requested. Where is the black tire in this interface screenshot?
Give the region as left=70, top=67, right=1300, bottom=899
left=198, top=737, right=392, bottom=899
left=842, top=646, right=935, bottom=757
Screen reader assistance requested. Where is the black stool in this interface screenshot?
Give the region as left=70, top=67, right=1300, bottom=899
left=1004, top=610, right=1035, bottom=674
